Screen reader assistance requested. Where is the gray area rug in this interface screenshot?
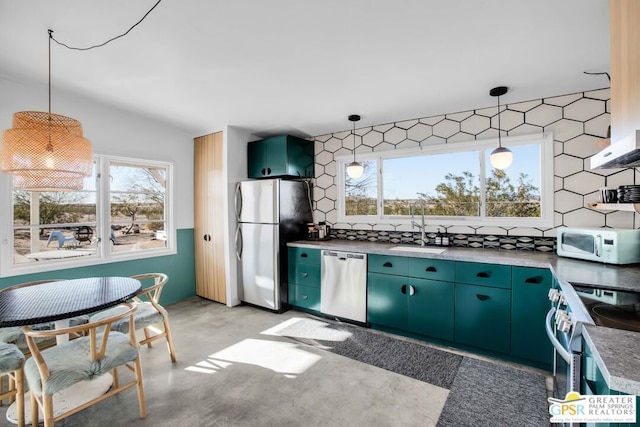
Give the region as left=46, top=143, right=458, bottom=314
left=437, top=357, right=550, bottom=427
left=274, top=318, right=462, bottom=389
left=274, top=317, right=550, bottom=426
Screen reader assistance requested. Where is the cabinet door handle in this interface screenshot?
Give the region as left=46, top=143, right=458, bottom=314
left=476, top=294, right=490, bottom=301
left=301, top=272, right=309, bottom=278
left=401, top=284, right=407, bottom=294
left=425, top=266, right=437, bottom=272
left=267, top=167, right=272, bottom=175
left=383, top=262, right=393, bottom=268
left=476, top=272, right=490, bottom=278
left=409, top=285, right=415, bottom=296
left=300, top=253, right=308, bottom=258
left=261, top=168, right=266, bottom=175
left=525, top=276, right=543, bottom=284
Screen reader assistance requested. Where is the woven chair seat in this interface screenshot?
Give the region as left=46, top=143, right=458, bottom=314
left=24, top=331, right=138, bottom=396
left=0, top=342, right=25, bottom=374
left=91, top=303, right=162, bottom=333
left=0, top=315, right=89, bottom=353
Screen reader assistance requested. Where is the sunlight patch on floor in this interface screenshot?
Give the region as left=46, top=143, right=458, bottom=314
left=261, top=317, right=353, bottom=342
left=185, top=338, right=322, bottom=377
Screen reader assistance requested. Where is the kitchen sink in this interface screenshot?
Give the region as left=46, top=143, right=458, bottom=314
left=389, top=246, right=447, bottom=254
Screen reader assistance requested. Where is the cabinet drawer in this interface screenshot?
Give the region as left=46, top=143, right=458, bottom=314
left=454, top=283, right=511, bottom=354
left=289, top=284, right=320, bottom=311
left=288, top=247, right=321, bottom=265
left=368, top=254, right=409, bottom=275
left=408, top=258, right=454, bottom=282
left=455, top=262, right=511, bottom=289
left=290, top=263, right=320, bottom=287
left=511, top=267, right=552, bottom=288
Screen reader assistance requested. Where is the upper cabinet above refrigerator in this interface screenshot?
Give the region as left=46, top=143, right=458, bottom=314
left=248, top=135, right=314, bottom=179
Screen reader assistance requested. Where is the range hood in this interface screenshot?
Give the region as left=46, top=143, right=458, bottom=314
left=590, top=130, right=640, bottom=169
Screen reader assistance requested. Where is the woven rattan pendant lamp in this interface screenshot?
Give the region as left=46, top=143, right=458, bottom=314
left=1, top=30, right=92, bottom=191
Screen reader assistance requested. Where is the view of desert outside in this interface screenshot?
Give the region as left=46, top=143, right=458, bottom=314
left=12, top=162, right=167, bottom=264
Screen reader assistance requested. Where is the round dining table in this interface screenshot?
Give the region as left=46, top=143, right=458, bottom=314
left=0, top=276, right=141, bottom=426
left=0, top=276, right=141, bottom=328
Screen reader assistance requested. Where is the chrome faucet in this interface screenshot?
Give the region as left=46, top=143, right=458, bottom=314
left=410, top=202, right=427, bottom=246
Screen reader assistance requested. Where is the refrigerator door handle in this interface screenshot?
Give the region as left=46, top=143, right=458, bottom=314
left=234, top=183, right=242, bottom=221
left=235, top=225, right=243, bottom=261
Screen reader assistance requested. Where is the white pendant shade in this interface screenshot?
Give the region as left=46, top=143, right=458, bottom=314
left=490, top=146, right=513, bottom=169
left=347, top=161, right=364, bottom=179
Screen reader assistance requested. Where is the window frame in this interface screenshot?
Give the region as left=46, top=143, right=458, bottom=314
left=0, top=154, right=176, bottom=278
left=336, top=132, right=554, bottom=227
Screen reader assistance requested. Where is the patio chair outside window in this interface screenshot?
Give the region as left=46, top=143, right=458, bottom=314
left=46, top=231, right=78, bottom=249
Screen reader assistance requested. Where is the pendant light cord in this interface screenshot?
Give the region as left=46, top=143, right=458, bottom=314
left=49, top=0, right=162, bottom=51
left=48, top=30, right=52, bottom=115
left=497, top=94, right=502, bottom=148
left=353, top=120, right=357, bottom=162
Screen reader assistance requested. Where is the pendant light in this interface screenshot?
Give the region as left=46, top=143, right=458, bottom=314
left=489, top=86, right=513, bottom=170
left=1, top=30, right=92, bottom=191
left=346, top=114, right=364, bottom=179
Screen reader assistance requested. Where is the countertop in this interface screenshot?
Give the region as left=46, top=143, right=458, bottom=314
left=582, top=326, right=640, bottom=395
left=289, top=239, right=640, bottom=394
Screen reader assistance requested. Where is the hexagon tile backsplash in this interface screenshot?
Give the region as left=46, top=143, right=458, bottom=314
left=309, top=88, right=640, bottom=250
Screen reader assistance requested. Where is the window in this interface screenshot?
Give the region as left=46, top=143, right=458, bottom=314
left=345, top=160, right=378, bottom=216
left=2, top=155, right=174, bottom=277
left=337, top=133, right=553, bottom=227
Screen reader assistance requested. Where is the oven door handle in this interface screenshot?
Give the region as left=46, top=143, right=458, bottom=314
left=546, top=307, right=572, bottom=364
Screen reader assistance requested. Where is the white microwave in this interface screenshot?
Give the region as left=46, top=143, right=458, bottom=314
left=557, top=227, right=640, bottom=264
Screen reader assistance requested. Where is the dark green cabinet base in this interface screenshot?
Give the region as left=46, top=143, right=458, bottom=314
left=454, top=283, right=511, bottom=354
left=367, top=255, right=455, bottom=342
left=288, top=247, right=321, bottom=314
left=288, top=283, right=320, bottom=312
left=511, top=267, right=553, bottom=366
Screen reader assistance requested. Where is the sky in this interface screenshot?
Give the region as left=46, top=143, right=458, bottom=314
left=381, top=144, right=541, bottom=200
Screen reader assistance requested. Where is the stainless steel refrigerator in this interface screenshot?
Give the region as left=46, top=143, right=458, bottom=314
left=235, top=178, right=312, bottom=311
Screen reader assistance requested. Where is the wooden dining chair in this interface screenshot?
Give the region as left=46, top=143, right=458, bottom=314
left=89, top=273, right=177, bottom=363
left=22, top=302, right=146, bottom=427
left=0, top=342, right=25, bottom=427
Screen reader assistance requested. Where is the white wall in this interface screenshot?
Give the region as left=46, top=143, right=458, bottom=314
left=0, top=75, right=195, bottom=229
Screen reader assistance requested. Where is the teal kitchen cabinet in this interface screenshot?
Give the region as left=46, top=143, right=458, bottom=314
left=511, top=267, right=553, bottom=366
left=454, top=261, right=511, bottom=354
left=408, top=277, right=454, bottom=340
left=288, top=247, right=321, bottom=312
left=367, top=255, right=455, bottom=340
left=367, top=272, right=408, bottom=331
left=582, top=340, right=640, bottom=427
left=248, top=135, right=314, bottom=179
left=454, top=261, right=511, bottom=289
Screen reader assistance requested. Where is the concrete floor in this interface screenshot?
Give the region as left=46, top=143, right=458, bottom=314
left=1, top=297, right=547, bottom=426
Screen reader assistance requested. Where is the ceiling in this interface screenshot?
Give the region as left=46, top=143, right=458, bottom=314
left=0, top=0, right=611, bottom=139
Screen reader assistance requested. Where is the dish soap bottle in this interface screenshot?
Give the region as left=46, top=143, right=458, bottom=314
left=435, top=228, right=443, bottom=246
left=442, top=230, right=450, bottom=247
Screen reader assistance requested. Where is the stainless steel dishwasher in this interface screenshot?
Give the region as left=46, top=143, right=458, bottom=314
left=321, top=250, right=367, bottom=323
